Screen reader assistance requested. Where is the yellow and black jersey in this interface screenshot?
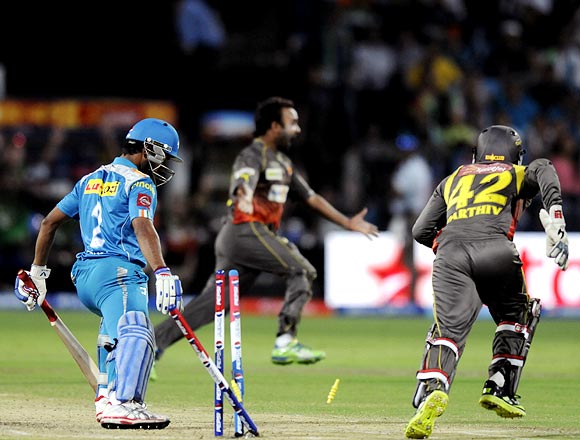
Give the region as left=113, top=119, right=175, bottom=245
left=227, top=139, right=314, bottom=230
left=412, top=158, right=563, bottom=250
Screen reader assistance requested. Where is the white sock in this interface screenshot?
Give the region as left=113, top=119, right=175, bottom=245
left=107, top=390, right=121, bottom=405
left=96, top=386, right=108, bottom=399
left=275, top=333, right=293, bottom=348
left=489, top=371, right=505, bottom=387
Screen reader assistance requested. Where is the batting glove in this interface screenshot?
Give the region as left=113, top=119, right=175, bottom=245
left=155, top=267, right=183, bottom=314
left=539, top=204, right=569, bottom=270
left=14, top=269, right=46, bottom=311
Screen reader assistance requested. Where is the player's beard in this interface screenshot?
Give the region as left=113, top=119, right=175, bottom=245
left=276, top=132, right=294, bottom=152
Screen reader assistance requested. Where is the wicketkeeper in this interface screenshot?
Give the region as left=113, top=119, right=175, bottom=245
left=404, top=125, right=569, bottom=439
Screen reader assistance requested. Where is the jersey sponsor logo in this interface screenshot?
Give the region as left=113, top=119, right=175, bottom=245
left=459, top=163, right=511, bottom=175
left=84, top=179, right=119, bottom=196
left=447, top=204, right=503, bottom=223
left=265, top=166, right=284, bottom=181
left=137, top=193, right=152, bottom=207
left=85, top=250, right=108, bottom=256
left=484, top=153, right=505, bottom=161
left=267, top=184, right=289, bottom=203
left=102, top=181, right=119, bottom=196
left=131, top=181, right=156, bottom=195
left=233, top=167, right=255, bottom=182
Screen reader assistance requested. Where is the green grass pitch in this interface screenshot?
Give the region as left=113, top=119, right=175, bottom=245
left=1, top=309, right=579, bottom=439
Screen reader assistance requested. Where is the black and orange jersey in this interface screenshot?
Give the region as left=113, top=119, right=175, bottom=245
left=413, top=158, right=563, bottom=249
left=228, top=139, right=314, bottom=229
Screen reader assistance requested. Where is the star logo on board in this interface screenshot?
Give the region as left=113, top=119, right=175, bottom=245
left=368, top=247, right=430, bottom=306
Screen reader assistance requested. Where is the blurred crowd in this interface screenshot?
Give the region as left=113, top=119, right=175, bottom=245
left=2, top=0, right=580, bottom=295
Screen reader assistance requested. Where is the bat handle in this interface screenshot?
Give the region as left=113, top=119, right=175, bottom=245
left=40, top=300, right=58, bottom=323
left=18, top=270, right=57, bottom=321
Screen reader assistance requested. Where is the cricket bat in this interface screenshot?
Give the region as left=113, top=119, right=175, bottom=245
left=17, top=270, right=99, bottom=392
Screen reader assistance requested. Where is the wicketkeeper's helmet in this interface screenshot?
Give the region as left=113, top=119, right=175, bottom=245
left=473, top=125, right=524, bottom=165
left=125, top=118, right=182, bottom=186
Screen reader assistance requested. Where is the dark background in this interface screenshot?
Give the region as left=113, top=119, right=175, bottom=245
left=0, top=1, right=297, bottom=105
left=1, top=1, right=580, bottom=297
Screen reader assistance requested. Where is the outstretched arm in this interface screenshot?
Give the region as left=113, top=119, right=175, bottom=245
left=306, top=193, right=379, bottom=239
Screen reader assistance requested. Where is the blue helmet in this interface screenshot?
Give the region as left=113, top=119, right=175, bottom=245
left=125, top=118, right=182, bottom=186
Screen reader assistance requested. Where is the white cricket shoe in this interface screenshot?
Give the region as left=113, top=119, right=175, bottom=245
left=100, top=400, right=170, bottom=429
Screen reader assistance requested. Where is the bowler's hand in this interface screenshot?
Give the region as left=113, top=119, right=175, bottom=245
left=348, top=207, right=379, bottom=239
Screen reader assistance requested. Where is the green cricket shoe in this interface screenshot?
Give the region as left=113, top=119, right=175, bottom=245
left=479, top=380, right=525, bottom=418
left=271, top=339, right=326, bottom=365
left=404, top=390, right=448, bottom=439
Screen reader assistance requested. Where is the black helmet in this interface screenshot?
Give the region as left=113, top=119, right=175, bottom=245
left=473, top=125, right=524, bottom=165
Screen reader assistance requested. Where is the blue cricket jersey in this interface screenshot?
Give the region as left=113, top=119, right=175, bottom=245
left=57, top=157, right=157, bottom=267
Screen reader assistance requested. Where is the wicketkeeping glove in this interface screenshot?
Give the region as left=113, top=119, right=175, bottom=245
left=155, top=267, right=183, bottom=314
left=14, top=268, right=49, bottom=311
left=539, top=204, right=569, bottom=270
